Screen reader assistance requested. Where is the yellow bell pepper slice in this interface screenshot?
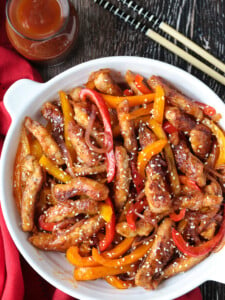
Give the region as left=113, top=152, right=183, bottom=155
left=202, top=118, right=225, bottom=167
left=100, top=203, right=113, bottom=222
left=137, top=139, right=167, bottom=177
left=30, top=139, right=43, bottom=160
left=149, top=119, right=181, bottom=195
left=39, top=155, right=72, bottom=183
left=59, top=91, right=76, bottom=161
left=101, top=93, right=155, bottom=109
left=152, top=85, right=165, bottom=124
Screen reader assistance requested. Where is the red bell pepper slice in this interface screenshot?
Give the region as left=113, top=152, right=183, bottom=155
left=163, top=121, right=177, bottom=134
left=179, top=176, right=201, bottom=191
left=80, top=89, right=115, bottom=182
left=99, top=197, right=116, bottom=252
left=130, top=160, right=145, bottom=194
left=170, top=208, right=186, bottom=222
left=172, top=205, right=225, bottom=257
left=134, top=74, right=151, bottom=94
left=123, top=89, right=134, bottom=96
left=39, top=214, right=58, bottom=232
left=195, top=101, right=216, bottom=116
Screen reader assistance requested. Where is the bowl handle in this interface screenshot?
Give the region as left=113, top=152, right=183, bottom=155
left=3, top=79, right=43, bottom=119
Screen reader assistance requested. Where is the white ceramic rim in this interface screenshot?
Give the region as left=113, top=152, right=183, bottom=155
left=1, top=56, right=225, bottom=300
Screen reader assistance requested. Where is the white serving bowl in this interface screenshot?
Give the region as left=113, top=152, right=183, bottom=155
left=1, top=56, right=225, bottom=300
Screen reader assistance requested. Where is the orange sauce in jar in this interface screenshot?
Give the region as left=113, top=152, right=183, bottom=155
left=6, top=0, right=79, bottom=64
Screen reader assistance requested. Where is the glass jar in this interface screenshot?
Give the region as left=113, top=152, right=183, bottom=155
left=6, top=0, right=79, bottom=65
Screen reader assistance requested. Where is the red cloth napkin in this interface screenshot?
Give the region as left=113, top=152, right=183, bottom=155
left=0, top=1, right=202, bottom=299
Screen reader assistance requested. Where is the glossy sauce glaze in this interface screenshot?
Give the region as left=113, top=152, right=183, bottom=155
left=6, top=0, right=79, bottom=64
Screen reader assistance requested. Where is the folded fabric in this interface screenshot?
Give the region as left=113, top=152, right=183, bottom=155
left=0, top=1, right=202, bottom=300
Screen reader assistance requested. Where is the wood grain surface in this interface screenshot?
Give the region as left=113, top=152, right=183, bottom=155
left=36, top=0, right=225, bottom=299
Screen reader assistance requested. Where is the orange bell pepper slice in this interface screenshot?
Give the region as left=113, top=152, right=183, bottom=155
left=59, top=91, right=76, bottom=161
left=202, top=118, right=225, bottom=167
left=13, top=125, right=31, bottom=212
left=152, top=85, right=165, bottom=124
left=149, top=119, right=180, bottom=195
left=104, top=237, right=135, bottom=259
left=39, top=155, right=72, bottom=183
left=137, top=139, right=167, bottom=177
left=105, top=275, right=133, bottom=289
left=134, top=74, right=152, bottom=94
left=66, top=246, right=99, bottom=267
left=67, top=237, right=135, bottom=267
left=127, top=104, right=153, bottom=120
left=74, top=265, right=134, bottom=281
left=101, top=93, right=155, bottom=109
left=92, top=241, right=152, bottom=267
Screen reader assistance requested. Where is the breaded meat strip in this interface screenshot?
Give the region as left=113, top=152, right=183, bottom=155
left=44, top=199, right=99, bottom=223
left=25, top=116, right=64, bottom=165
left=89, top=68, right=122, bottom=96
left=114, top=146, right=131, bottom=210
left=172, top=139, right=206, bottom=187
left=29, top=215, right=105, bottom=252
left=139, top=125, right=171, bottom=214
left=189, top=124, right=212, bottom=159
left=21, top=155, right=43, bottom=231
left=165, top=106, right=212, bottom=159
left=52, top=177, right=109, bottom=201
left=152, top=254, right=207, bottom=289
left=67, top=120, right=102, bottom=166
left=165, top=106, right=196, bottom=132
left=117, top=99, right=138, bottom=155
left=135, top=218, right=174, bottom=289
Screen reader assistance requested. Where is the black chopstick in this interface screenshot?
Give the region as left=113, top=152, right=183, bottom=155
left=93, top=0, right=225, bottom=85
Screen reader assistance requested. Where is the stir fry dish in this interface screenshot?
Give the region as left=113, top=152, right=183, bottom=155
left=13, top=68, right=225, bottom=290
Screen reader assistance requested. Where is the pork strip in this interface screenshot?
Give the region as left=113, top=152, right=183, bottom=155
left=135, top=218, right=174, bottom=289
left=152, top=254, right=207, bottom=288
left=173, top=140, right=206, bottom=187
left=29, top=215, right=105, bottom=252
left=25, top=116, right=64, bottom=165
left=21, top=155, right=43, bottom=231
left=89, top=69, right=122, bottom=96
left=139, top=125, right=171, bottom=214
left=117, top=99, right=138, bottom=155
left=44, top=199, right=99, bottom=223
left=189, top=124, right=212, bottom=159
left=165, top=106, right=196, bottom=132
left=114, top=146, right=131, bottom=210
left=53, top=177, right=109, bottom=201
left=67, top=120, right=102, bottom=166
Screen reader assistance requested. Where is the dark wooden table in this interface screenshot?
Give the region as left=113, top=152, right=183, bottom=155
left=36, top=0, right=225, bottom=299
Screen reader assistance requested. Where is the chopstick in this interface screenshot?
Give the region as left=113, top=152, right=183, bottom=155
left=118, top=0, right=225, bottom=74
left=93, top=0, right=225, bottom=86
